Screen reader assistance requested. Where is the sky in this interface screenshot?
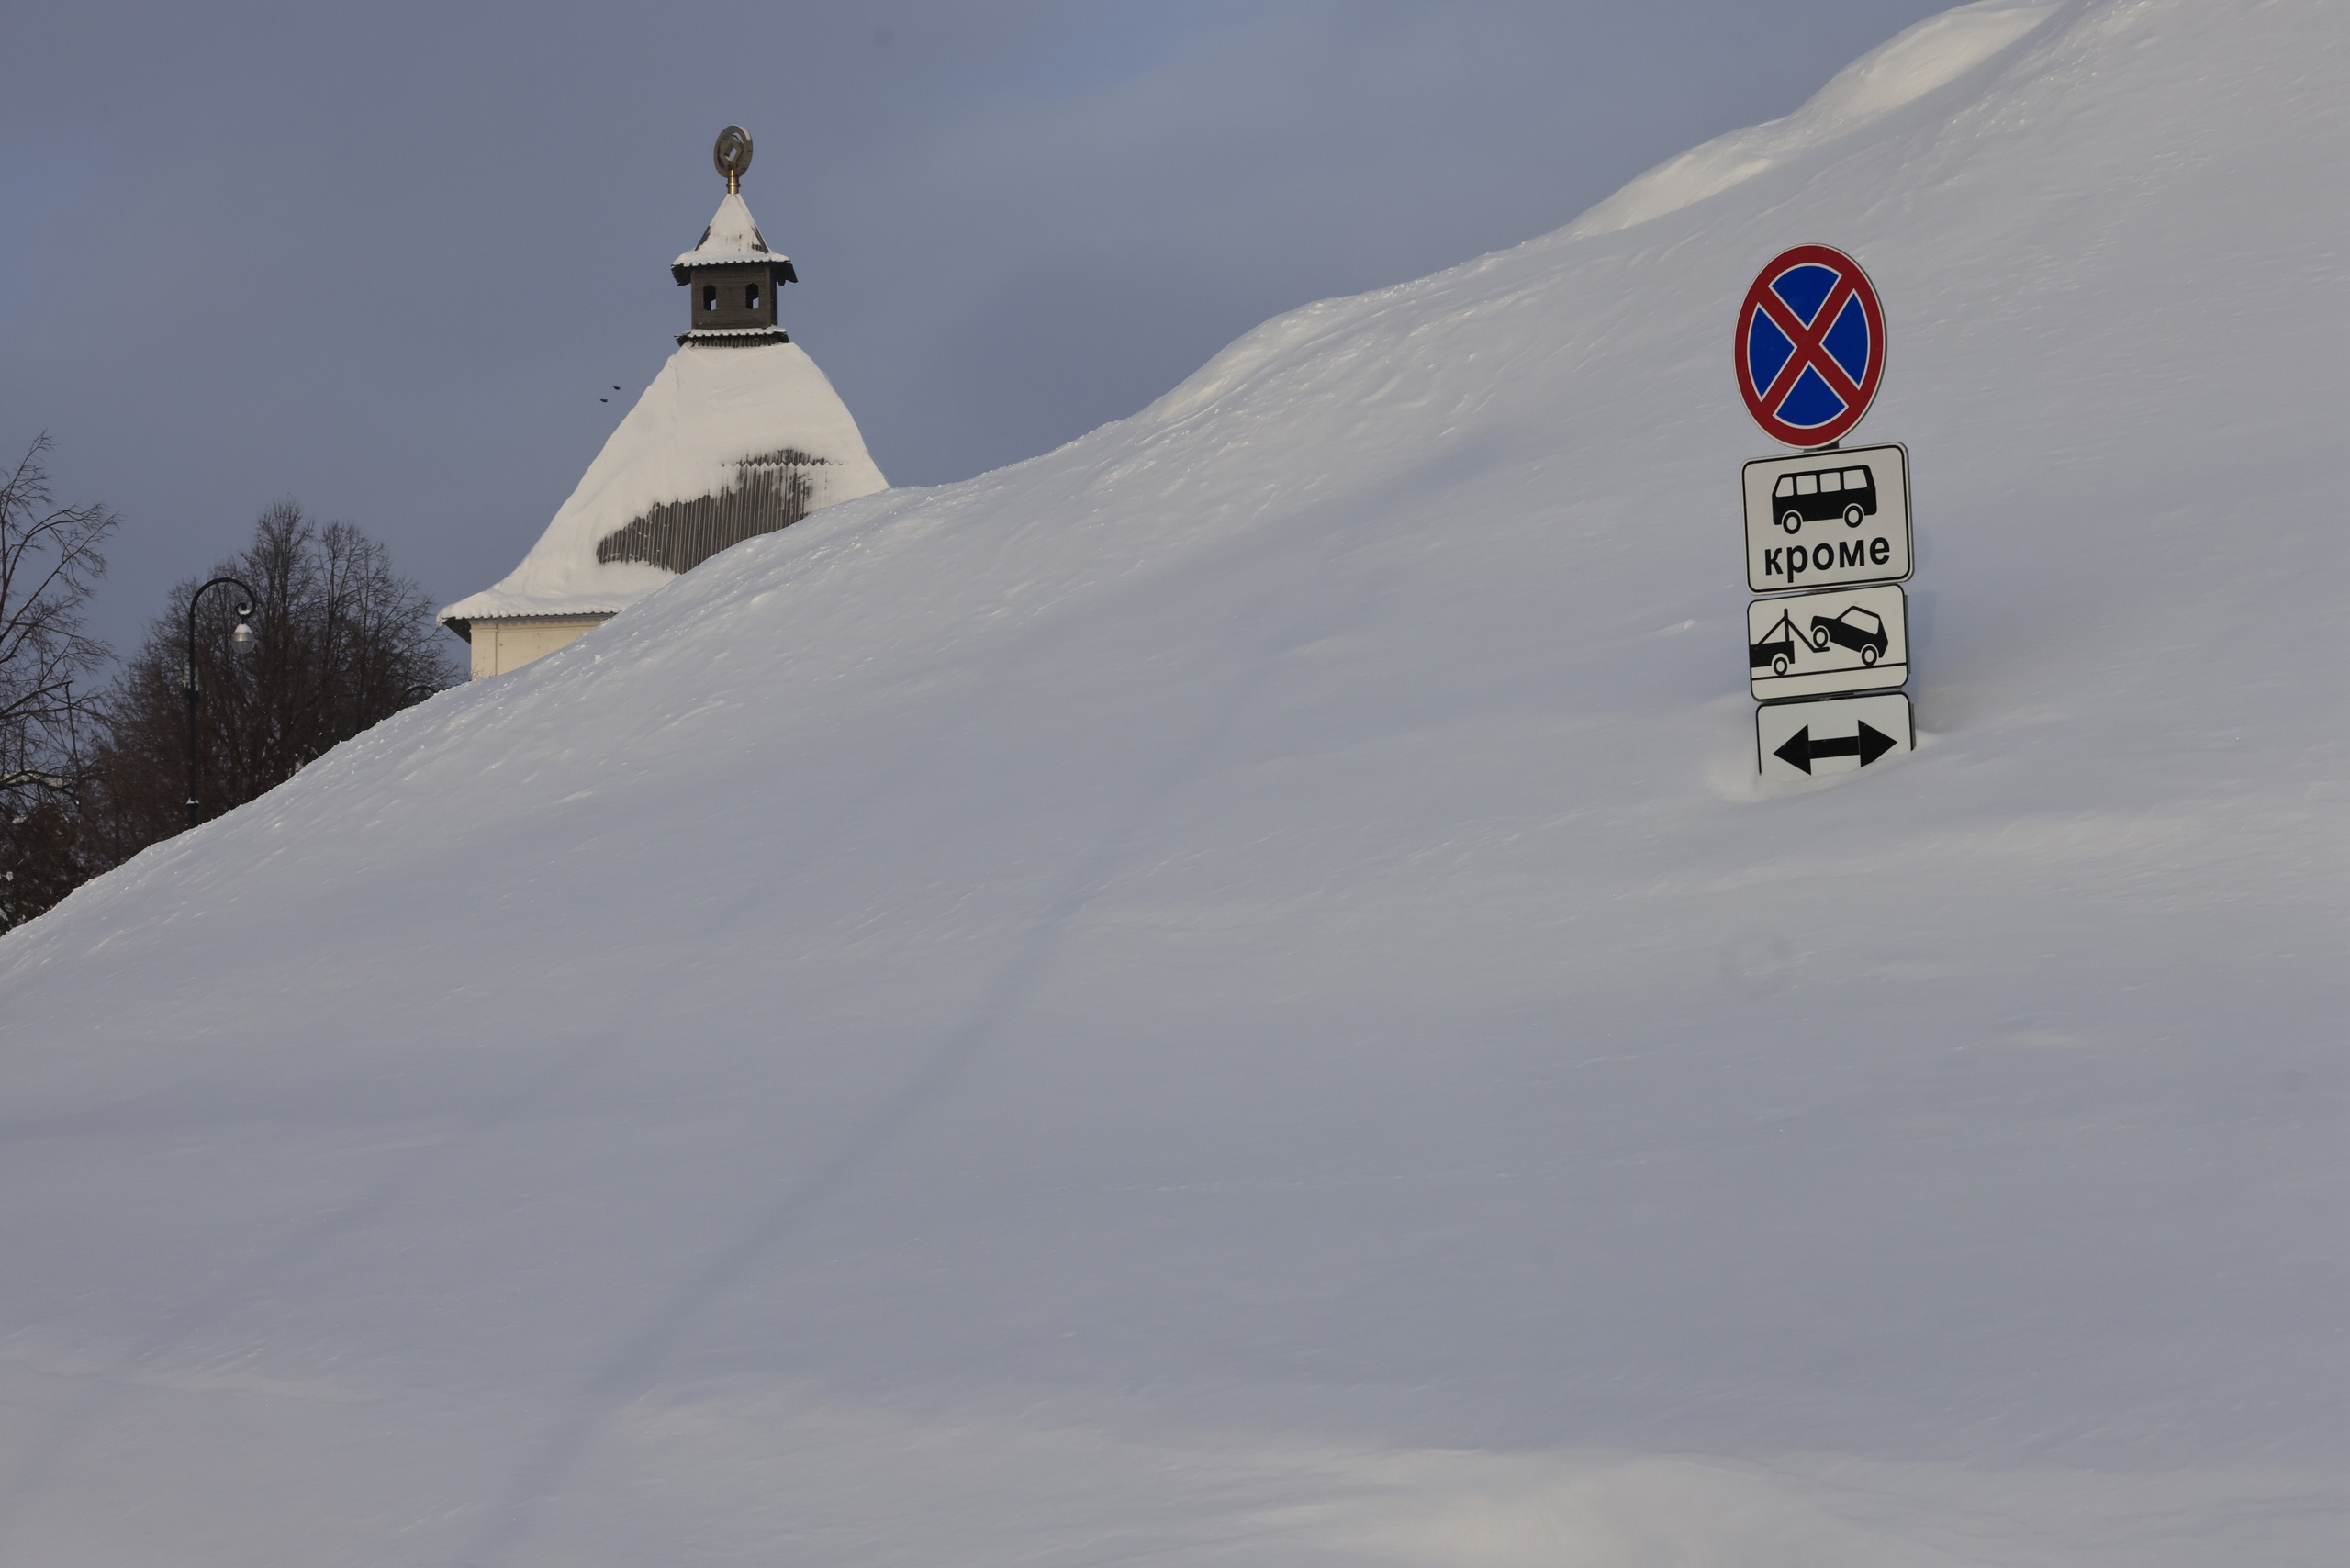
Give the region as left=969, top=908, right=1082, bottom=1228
left=1, top=0, right=1956, bottom=659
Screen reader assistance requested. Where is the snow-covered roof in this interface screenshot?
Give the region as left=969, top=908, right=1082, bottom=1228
left=439, top=339, right=886, bottom=627
left=672, top=189, right=791, bottom=274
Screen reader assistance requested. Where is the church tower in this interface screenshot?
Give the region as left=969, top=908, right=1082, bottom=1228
left=440, top=127, right=888, bottom=678
left=675, top=125, right=797, bottom=342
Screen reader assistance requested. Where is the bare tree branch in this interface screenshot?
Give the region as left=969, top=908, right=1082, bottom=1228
left=84, top=500, right=457, bottom=863
left=0, top=433, right=118, bottom=931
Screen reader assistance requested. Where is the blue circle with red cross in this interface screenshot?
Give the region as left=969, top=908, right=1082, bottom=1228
left=1735, top=245, right=1886, bottom=447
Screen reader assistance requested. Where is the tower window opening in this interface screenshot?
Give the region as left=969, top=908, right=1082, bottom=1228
left=746, top=283, right=760, bottom=310
left=702, top=284, right=717, bottom=311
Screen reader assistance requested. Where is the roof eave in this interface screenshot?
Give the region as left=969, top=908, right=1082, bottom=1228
left=671, top=255, right=797, bottom=285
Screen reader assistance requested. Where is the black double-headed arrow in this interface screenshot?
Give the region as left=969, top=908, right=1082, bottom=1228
left=1774, top=720, right=1898, bottom=773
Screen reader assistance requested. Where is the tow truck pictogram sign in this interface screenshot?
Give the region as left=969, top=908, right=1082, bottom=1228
left=1748, top=583, right=1908, bottom=700
left=1734, top=244, right=1886, bottom=448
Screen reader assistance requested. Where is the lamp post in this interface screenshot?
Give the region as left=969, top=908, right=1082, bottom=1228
left=185, top=577, right=257, bottom=830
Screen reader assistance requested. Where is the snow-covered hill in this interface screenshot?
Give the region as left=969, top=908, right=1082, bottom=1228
left=2, top=3, right=2344, bottom=1563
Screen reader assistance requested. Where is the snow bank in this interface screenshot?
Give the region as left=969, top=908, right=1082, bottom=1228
left=1564, top=1, right=2062, bottom=238
left=2, top=2, right=2344, bottom=1562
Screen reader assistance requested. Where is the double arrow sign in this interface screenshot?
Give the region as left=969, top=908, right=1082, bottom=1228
left=1742, top=443, right=1915, bottom=779
left=1764, top=707, right=1905, bottom=773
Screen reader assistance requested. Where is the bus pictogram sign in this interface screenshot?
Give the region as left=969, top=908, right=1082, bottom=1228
left=1740, top=442, right=1910, bottom=593
left=1735, top=245, right=1886, bottom=448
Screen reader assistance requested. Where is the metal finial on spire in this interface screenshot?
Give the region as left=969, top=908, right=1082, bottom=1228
left=713, top=126, right=753, bottom=195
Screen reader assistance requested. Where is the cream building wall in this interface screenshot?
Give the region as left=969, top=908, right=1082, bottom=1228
left=464, top=615, right=612, bottom=679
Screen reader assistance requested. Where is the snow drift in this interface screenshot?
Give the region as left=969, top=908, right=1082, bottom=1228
left=1, top=2, right=2344, bottom=1563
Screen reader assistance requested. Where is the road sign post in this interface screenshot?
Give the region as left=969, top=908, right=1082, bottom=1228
left=1732, top=245, right=1918, bottom=778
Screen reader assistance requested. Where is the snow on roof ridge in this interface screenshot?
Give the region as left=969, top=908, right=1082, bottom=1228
left=674, top=189, right=788, bottom=270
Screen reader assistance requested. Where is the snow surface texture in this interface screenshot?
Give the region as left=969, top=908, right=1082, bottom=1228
left=438, top=340, right=887, bottom=623
left=1564, top=1, right=2060, bottom=240
left=4, top=2, right=2345, bottom=1562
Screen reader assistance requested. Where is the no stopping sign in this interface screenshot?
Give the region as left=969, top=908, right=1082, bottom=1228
left=1735, top=245, right=1886, bottom=448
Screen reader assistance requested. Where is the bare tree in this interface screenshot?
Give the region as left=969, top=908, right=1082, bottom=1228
left=90, top=501, right=458, bottom=860
left=0, top=435, right=117, bottom=931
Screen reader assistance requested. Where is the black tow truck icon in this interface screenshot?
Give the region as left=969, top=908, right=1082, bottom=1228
left=1751, top=603, right=1892, bottom=675
left=1750, top=608, right=1802, bottom=676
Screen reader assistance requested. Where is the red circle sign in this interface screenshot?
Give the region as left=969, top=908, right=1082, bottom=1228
left=1734, top=244, right=1886, bottom=448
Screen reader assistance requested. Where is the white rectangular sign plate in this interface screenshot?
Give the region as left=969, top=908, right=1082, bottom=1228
left=1756, top=691, right=1913, bottom=779
left=1742, top=442, right=1911, bottom=594
left=1748, top=583, right=1908, bottom=700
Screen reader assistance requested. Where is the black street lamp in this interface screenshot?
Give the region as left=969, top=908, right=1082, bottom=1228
left=185, top=577, right=257, bottom=829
